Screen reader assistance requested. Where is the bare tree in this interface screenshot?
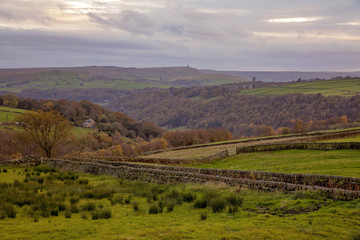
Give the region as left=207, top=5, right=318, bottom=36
left=16, top=110, right=71, bottom=158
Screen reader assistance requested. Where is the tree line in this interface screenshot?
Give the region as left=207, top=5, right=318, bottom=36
left=111, top=89, right=360, bottom=137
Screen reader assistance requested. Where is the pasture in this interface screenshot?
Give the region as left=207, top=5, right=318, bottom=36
left=240, top=78, right=360, bottom=96
left=190, top=149, right=360, bottom=178
left=1, top=165, right=360, bottom=240
left=0, top=106, right=27, bottom=123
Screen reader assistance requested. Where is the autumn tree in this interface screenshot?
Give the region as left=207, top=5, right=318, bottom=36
left=16, top=110, right=71, bottom=158
left=2, top=94, right=18, bottom=108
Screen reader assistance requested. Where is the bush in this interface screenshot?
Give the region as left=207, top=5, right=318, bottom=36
left=81, top=212, right=88, bottom=219
left=2, top=168, right=8, bottom=173
left=125, top=195, right=132, bottom=204
left=226, top=194, right=243, bottom=206
left=64, top=209, right=71, bottom=218
left=210, top=197, right=227, bottom=213
left=110, top=194, right=123, bottom=205
left=78, top=179, right=89, bottom=185
left=194, top=198, right=207, bottom=209
left=37, top=177, right=44, bottom=184
left=149, top=204, right=159, bottom=214
left=34, top=164, right=56, bottom=173
left=70, top=203, right=79, bottom=213
left=350, top=232, right=360, bottom=240
left=182, top=191, right=196, bottom=203
left=70, top=196, right=80, bottom=204
left=58, top=203, right=66, bottom=212
left=2, top=203, right=16, bottom=218
left=200, top=212, right=207, bottom=221
left=91, top=209, right=112, bottom=220
left=203, top=190, right=219, bottom=204
left=132, top=201, right=139, bottom=212
left=81, top=201, right=96, bottom=211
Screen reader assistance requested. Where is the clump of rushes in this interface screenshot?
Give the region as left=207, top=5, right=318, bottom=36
left=149, top=204, right=159, bottom=214
left=132, top=201, right=139, bottom=212
left=91, top=209, right=112, bottom=220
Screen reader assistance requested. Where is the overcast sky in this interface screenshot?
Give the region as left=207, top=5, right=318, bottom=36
left=1, top=0, right=360, bottom=71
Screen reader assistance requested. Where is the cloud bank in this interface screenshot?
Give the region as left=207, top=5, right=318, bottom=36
left=0, top=0, right=359, bottom=71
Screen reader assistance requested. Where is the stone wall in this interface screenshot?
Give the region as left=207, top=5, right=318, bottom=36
left=41, top=158, right=360, bottom=199
left=9, top=156, right=358, bottom=199
left=236, top=142, right=360, bottom=154
left=67, top=149, right=229, bottom=165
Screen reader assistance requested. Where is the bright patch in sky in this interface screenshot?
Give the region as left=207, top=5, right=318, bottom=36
left=267, top=17, right=322, bottom=23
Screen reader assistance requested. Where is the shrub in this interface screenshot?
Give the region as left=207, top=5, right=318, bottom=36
left=81, top=201, right=96, bottom=211
left=64, top=209, right=71, bottom=218
left=350, top=232, right=360, bottom=240
left=37, top=177, right=45, bottom=184
left=203, top=190, right=219, bottom=204
left=182, top=191, right=196, bottom=203
left=210, top=197, right=227, bottom=213
left=81, top=212, right=88, bottom=219
left=110, top=194, right=123, bottom=205
left=2, top=168, right=8, bottom=173
left=194, top=198, right=207, bottom=209
left=1, top=203, right=16, bottom=218
left=226, top=193, right=243, bottom=213
left=0, top=211, right=5, bottom=220
left=200, top=212, right=207, bottom=221
left=132, top=201, right=139, bottom=212
left=34, top=164, right=56, bottom=173
left=50, top=208, right=59, bottom=216
left=58, top=203, right=66, bottom=212
left=125, top=195, right=132, bottom=204
left=70, top=203, right=79, bottom=213
left=70, top=196, right=80, bottom=204
left=91, top=209, right=112, bottom=220
left=149, top=204, right=159, bottom=214
left=78, top=179, right=89, bottom=185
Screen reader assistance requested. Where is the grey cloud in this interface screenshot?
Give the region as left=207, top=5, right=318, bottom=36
left=88, top=10, right=156, bottom=35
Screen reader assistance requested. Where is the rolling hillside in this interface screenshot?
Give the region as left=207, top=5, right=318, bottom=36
left=0, top=66, right=248, bottom=92
left=239, top=78, right=360, bottom=96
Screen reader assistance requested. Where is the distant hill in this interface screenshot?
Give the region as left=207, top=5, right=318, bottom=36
left=201, top=70, right=360, bottom=82
left=239, top=78, right=360, bottom=97
left=0, top=66, right=248, bottom=92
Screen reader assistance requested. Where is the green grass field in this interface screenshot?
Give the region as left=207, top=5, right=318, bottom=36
left=320, top=136, right=360, bottom=142
left=0, top=106, right=27, bottom=122
left=1, top=165, right=360, bottom=240
left=240, top=78, right=360, bottom=96
left=190, top=150, right=360, bottom=178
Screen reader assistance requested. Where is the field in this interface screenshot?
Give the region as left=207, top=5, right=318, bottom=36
left=240, top=78, right=360, bottom=96
left=1, top=165, right=360, bottom=240
left=190, top=150, right=360, bottom=178
left=0, top=106, right=27, bottom=122
left=0, top=67, right=248, bottom=92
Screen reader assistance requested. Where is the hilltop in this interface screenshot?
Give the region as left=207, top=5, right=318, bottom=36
left=0, top=66, right=248, bottom=92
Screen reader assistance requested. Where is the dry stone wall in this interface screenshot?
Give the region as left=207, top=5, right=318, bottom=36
left=11, top=155, right=360, bottom=199
left=67, top=150, right=229, bottom=165
left=236, top=142, right=360, bottom=154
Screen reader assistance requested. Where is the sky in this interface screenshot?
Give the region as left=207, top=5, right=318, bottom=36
left=0, top=0, right=360, bottom=71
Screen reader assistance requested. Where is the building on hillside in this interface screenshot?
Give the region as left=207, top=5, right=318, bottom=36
left=81, top=118, right=96, bottom=128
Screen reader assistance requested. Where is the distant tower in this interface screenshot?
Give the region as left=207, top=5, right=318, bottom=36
left=252, top=76, right=256, bottom=82
left=187, top=64, right=190, bottom=68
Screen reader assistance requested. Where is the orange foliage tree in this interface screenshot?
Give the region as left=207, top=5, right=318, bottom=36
left=16, top=111, right=71, bottom=158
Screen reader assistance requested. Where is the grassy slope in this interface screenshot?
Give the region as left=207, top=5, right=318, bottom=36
left=190, top=150, right=360, bottom=178
left=240, top=78, right=360, bottom=96
left=0, top=106, right=94, bottom=136
left=0, top=68, right=248, bottom=92
left=1, top=166, right=360, bottom=240
left=0, top=106, right=27, bottom=122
